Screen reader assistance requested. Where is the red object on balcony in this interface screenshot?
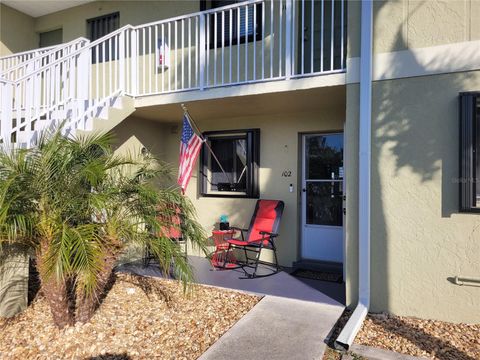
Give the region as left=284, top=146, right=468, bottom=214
left=211, top=230, right=237, bottom=268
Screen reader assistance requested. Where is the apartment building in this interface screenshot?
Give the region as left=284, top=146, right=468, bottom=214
left=1, top=0, right=479, bottom=324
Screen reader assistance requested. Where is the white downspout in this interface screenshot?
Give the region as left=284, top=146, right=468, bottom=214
left=335, top=0, right=373, bottom=351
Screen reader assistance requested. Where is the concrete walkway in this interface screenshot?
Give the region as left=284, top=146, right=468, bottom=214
left=119, top=256, right=345, bottom=360
left=199, top=295, right=344, bottom=360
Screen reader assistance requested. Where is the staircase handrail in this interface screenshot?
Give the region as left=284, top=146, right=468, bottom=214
left=0, top=45, right=56, bottom=61
left=5, top=26, right=134, bottom=85
left=0, top=37, right=90, bottom=78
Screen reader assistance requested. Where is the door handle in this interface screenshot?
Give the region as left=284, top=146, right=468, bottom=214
left=302, top=188, right=306, bottom=192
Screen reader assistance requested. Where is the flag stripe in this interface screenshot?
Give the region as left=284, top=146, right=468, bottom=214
left=178, top=115, right=203, bottom=193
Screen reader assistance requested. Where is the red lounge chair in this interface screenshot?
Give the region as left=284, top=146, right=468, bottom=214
left=144, top=205, right=185, bottom=267
left=223, top=199, right=284, bottom=278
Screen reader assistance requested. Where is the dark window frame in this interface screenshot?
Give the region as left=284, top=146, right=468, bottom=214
left=459, top=91, right=480, bottom=212
left=200, top=0, right=263, bottom=49
left=200, top=128, right=260, bottom=198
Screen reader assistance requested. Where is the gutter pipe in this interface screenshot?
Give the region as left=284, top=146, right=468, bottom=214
left=335, top=0, right=373, bottom=351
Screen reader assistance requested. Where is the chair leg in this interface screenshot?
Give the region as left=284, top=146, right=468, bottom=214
left=250, top=243, right=264, bottom=278
left=143, top=247, right=151, bottom=268
left=222, top=243, right=232, bottom=268
left=272, top=243, right=279, bottom=273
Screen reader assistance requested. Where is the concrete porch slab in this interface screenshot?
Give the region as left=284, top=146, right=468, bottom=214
left=188, top=256, right=344, bottom=306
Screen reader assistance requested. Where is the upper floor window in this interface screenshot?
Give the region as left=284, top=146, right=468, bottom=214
left=39, top=28, right=63, bottom=48
left=200, top=129, right=260, bottom=198
left=201, top=1, right=262, bottom=48
left=87, top=12, right=120, bottom=62
left=459, top=92, right=480, bottom=212
left=87, top=12, right=120, bottom=41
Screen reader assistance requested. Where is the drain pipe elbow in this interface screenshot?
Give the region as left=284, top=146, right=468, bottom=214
left=334, top=0, right=373, bottom=351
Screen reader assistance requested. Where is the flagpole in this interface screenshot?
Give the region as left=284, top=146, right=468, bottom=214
left=181, top=104, right=234, bottom=185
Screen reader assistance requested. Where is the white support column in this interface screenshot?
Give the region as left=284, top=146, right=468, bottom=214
left=1, top=82, right=13, bottom=146
left=77, top=51, right=90, bottom=104
left=24, top=76, right=33, bottom=146
left=131, top=29, right=138, bottom=95
left=285, top=0, right=292, bottom=80
left=199, top=14, right=206, bottom=90
left=119, top=31, right=126, bottom=93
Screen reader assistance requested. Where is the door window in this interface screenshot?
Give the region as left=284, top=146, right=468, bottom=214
left=304, top=134, right=343, bottom=227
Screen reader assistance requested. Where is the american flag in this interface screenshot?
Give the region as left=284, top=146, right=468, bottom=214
left=178, top=115, right=203, bottom=193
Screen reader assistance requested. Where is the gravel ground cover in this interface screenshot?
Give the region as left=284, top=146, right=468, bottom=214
left=0, top=273, right=260, bottom=360
left=357, top=312, right=479, bottom=360
left=325, top=310, right=479, bottom=360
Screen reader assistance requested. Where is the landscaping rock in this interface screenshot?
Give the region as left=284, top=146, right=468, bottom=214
left=0, top=273, right=259, bottom=359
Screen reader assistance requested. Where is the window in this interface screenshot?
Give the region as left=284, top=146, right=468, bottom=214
left=200, top=129, right=260, bottom=198
left=459, top=92, right=480, bottom=212
left=201, top=1, right=262, bottom=48
left=87, top=12, right=119, bottom=41
left=39, top=29, right=63, bottom=48
left=87, top=12, right=119, bottom=62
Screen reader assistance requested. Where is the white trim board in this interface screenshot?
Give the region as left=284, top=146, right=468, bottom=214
left=347, top=40, right=480, bottom=84
left=134, top=73, right=346, bottom=108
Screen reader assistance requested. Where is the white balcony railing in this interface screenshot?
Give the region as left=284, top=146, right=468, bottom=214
left=0, top=0, right=346, bottom=147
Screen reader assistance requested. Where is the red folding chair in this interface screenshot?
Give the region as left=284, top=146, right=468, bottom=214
left=223, top=200, right=284, bottom=278
left=144, top=205, right=185, bottom=267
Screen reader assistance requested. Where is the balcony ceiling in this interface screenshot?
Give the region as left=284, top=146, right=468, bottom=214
left=3, top=0, right=94, bottom=18
left=134, top=85, right=347, bottom=124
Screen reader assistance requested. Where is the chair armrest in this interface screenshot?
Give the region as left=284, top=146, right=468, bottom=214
left=230, top=226, right=248, bottom=232
left=259, top=231, right=278, bottom=238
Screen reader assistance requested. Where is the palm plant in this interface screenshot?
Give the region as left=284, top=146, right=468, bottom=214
left=0, top=128, right=207, bottom=328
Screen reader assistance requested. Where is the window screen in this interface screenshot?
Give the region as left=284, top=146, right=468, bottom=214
left=200, top=129, right=260, bottom=198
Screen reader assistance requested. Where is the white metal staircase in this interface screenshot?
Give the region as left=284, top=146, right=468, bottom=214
left=0, top=0, right=346, bottom=148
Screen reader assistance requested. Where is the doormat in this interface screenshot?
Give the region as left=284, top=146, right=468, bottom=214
left=291, top=269, right=343, bottom=283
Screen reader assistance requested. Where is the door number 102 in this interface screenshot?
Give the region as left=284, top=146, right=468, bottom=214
left=281, top=170, right=292, bottom=177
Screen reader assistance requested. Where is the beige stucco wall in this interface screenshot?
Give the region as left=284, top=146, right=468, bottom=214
left=347, top=0, right=480, bottom=58
left=345, top=1, right=480, bottom=323
left=34, top=1, right=199, bottom=43
left=168, top=110, right=344, bottom=266
left=0, top=245, right=29, bottom=318
left=111, top=102, right=345, bottom=267
left=368, top=70, right=480, bottom=323
left=0, top=4, right=37, bottom=56
left=345, top=68, right=480, bottom=323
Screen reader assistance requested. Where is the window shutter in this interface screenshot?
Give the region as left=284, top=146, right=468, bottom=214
left=238, top=5, right=256, bottom=38
left=459, top=93, right=478, bottom=211
left=87, top=12, right=120, bottom=41
left=208, top=1, right=259, bottom=47
left=87, top=12, right=120, bottom=63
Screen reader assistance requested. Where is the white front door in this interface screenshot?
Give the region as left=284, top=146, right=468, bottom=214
left=301, top=133, right=344, bottom=263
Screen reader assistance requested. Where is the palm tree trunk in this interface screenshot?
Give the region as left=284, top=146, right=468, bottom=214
left=40, top=275, right=75, bottom=328
left=75, top=252, right=117, bottom=324
left=36, top=247, right=75, bottom=329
